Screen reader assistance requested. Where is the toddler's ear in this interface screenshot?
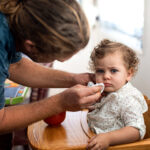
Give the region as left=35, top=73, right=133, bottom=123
left=127, top=68, right=134, bottom=81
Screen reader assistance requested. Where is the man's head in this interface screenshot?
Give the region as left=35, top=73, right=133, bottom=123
left=0, top=0, right=90, bottom=62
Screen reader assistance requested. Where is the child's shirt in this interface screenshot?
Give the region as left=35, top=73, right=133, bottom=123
left=87, top=82, right=148, bottom=139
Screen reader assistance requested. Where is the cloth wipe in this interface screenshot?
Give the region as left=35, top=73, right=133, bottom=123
left=88, top=81, right=105, bottom=93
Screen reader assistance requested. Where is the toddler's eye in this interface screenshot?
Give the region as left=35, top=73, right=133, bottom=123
left=96, top=69, right=104, bottom=73
left=111, top=69, right=118, bottom=73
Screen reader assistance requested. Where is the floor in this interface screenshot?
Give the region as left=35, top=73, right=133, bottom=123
left=12, top=146, right=27, bottom=150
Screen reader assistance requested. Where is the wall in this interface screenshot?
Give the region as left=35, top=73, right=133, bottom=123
left=50, top=0, right=150, bottom=98
left=132, top=0, right=150, bottom=97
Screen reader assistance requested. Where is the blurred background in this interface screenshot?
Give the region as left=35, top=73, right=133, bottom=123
left=50, top=0, right=150, bottom=98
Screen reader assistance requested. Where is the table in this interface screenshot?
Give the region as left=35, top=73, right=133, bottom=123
left=27, top=111, right=95, bottom=150
left=28, top=110, right=150, bottom=150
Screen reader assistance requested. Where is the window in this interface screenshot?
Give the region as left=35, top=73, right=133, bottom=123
left=97, top=0, right=144, bottom=54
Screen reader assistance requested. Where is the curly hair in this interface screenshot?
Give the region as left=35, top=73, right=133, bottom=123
left=89, top=39, right=139, bottom=75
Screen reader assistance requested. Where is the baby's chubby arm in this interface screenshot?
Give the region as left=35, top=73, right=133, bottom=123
left=87, top=126, right=140, bottom=150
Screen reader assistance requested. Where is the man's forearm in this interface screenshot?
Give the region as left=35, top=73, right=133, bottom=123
left=0, top=82, right=102, bottom=134
left=9, top=57, right=77, bottom=88
left=0, top=95, right=63, bottom=134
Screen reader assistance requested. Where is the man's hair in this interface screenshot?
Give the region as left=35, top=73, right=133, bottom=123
left=0, top=0, right=89, bottom=57
left=90, top=39, right=139, bottom=75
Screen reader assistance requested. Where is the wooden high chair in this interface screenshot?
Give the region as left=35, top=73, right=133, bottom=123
left=27, top=96, right=150, bottom=150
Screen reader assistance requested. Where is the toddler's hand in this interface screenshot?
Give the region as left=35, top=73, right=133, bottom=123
left=86, top=133, right=110, bottom=150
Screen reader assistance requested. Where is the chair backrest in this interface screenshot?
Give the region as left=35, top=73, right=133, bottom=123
left=143, top=95, right=150, bottom=139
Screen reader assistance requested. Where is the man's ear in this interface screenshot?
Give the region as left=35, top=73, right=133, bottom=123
left=127, top=68, right=134, bottom=81
left=24, top=40, right=36, bottom=52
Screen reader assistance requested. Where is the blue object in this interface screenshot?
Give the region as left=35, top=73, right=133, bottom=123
left=0, top=13, right=22, bottom=109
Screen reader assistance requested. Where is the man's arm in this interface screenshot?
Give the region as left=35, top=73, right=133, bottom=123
left=0, top=95, right=61, bottom=134
left=8, top=57, right=92, bottom=88
left=0, top=57, right=101, bottom=134
left=0, top=84, right=101, bottom=134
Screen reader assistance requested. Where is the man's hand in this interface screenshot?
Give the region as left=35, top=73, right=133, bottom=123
left=73, top=73, right=96, bottom=86
left=56, top=84, right=101, bottom=111
left=9, top=58, right=95, bottom=88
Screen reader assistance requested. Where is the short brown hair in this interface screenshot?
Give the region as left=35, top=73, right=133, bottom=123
left=90, top=39, right=139, bottom=75
left=0, top=0, right=89, bottom=57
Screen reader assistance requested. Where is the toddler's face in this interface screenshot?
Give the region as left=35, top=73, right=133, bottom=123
left=95, top=51, right=133, bottom=93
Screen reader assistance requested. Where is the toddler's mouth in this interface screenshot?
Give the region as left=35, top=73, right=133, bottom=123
left=104, top=83, right=112, bottom=87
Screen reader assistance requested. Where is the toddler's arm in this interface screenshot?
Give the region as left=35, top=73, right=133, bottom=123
left=87, top=126, right=140, bottom=150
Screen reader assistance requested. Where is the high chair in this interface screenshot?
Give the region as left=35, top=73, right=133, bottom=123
left=27, top=96, right=150, bottom=150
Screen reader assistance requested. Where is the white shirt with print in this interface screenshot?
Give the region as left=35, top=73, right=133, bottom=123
left=87, top=82, right=148, bottom=139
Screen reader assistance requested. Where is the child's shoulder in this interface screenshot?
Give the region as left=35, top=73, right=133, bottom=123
left=117, top=82, right=143, bottom=98
left=116, top=82, right=147, bottom=113
left=106, top=82, right=142, bottom=101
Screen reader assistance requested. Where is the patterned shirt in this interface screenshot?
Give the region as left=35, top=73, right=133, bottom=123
left=0, top=12, right=22, bottom=109
left=87, top=82, right=148, bottom=139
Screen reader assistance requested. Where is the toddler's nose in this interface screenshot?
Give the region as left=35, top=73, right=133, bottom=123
left=103, top=72, right=111, bottom=80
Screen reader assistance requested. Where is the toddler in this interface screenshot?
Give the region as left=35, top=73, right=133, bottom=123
left=87, top=39, right=148, bottom=150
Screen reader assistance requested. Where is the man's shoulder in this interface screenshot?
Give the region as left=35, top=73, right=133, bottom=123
left=0, top=12, right=9, bottom=44
left=0, top=12, right=9, bottom=29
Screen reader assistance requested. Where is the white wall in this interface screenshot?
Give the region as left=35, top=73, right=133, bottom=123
left=132, top=0, right=150, bottom=97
